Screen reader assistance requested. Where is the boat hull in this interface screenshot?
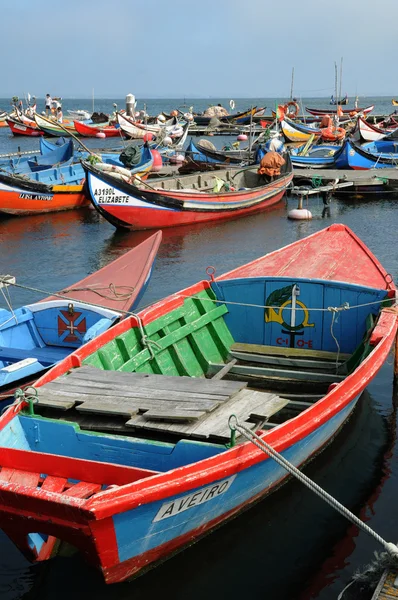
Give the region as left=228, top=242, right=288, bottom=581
left=0, top=181, right=88, bottom=215
left=7, top=118, right=43, bottom=137
left=85, top=167, right=292, bottom=229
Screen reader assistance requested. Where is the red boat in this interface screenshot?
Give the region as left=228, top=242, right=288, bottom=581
left=6, top=117, right=43, bottom=137
left=73, top=120, right=123, bottom=138
left=0, top=224, right=395, bottom=584
left=83, top=156, right=293, bottom=230
left=306, top=105, right=374, bottom=117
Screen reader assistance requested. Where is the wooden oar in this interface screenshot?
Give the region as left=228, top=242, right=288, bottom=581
left=36, top=113, right=101, bottom=159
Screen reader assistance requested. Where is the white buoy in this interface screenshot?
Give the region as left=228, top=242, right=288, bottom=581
left=288, top=195, right=312, bottom=220
left=288, top=208, right=312, bottom=220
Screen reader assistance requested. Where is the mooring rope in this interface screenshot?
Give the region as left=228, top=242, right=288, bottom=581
left=228, top=415, right=398, bottom=559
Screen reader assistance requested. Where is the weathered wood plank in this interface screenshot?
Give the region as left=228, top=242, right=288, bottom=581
left=63, top=481, right=102, bottom=499
left=9, top=470, right=41, bottom=488
left=75, top=397, right=218, bottom=417
left=211, top=359, right=237, bottom=380
left=142, top=409, right=206, bottom=422
left=206, top=362, right=345, bottom=383
left=230, top=350, right=344, bottom=371
left=41, top=476, right=68, bottom=493
left=62, top=366, right=247, bottom=395
left=231, top=342, right=351, bottom=361
left=40, top=392, right=221, bottom=413
left=43, top=380, right=229, bottom=403
left=36, top=396, right=76, bottom=410
left=125, top=389, right=289, bottom=443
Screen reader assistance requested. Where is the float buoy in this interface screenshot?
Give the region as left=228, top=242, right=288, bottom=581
left=237, top=134, right=248, bottom=141
left=169, top=153, right=185, bottom=164
left=163, top=136, right=172, bottom=146
left=284, top=101, right=299, bottom=118
left=95, top=132, right=106, bottom=138
left=288, top=208, right=312, bottom=220
left=151, top=149, right=163, bottom=172
left=320, top=127, right=346, bottom=142
left=143, top=132, right=154, bottom=142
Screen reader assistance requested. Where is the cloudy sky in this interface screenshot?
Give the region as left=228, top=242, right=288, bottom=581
left=3, top=0, right=397, bottom=99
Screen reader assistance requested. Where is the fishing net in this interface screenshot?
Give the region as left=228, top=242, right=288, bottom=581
left=119, top=145, right=142, bottom=168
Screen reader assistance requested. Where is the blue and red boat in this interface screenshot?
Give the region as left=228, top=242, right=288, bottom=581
left=334, top=137, right=398, bottom=169
left=0, top=224, right=395, bottom=584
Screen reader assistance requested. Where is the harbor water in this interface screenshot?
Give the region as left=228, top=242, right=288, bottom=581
left=0, top=97, right=397, bottom=600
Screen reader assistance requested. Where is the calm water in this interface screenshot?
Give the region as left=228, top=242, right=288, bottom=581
left=0, top=97, right=398, bottom=600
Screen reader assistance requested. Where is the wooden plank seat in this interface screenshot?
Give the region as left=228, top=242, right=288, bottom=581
left=34, top=366, right=289, bottom=443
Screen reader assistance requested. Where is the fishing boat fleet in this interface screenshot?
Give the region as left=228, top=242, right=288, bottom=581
left=0, top=93, right=397, bottom=587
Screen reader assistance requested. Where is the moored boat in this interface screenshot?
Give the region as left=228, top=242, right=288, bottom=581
left=306, top=105, right=374, bottom=116
left=6, top=117, right=44, bottom=137
left=34, top=113, right=78, bottom=137
left=357, top=115, right=398, bottom=142
left=0, top=230, right=161, bottom=393
left=334, top=137, right=398, bottom=169
left=0, top=224, right=395, bottom=583
left=83, top=154, right=293, bottom=230
left=73, top=120, right=123, bottom=138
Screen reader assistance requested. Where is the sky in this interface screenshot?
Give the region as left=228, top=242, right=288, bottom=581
left=2, top=0, right=398, bottom=100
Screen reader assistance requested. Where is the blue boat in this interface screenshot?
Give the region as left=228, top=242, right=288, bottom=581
left=0, top=231, right=161, bottom=393
left=334, top=137, right=398, bottom=169
left=289, top=143, right=339, bottom=168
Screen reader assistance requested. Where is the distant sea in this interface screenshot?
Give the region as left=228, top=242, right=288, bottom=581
left=0, top=95, right=395, bottom=121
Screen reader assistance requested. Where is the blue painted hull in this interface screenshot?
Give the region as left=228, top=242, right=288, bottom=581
left=112, top=396, right=358, bottom=568
left=334, top=138, right=398, bottom=169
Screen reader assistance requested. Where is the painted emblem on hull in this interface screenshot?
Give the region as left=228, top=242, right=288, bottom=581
left=265, top=284, right=314, bottom=348
left=58, top=310, right=87, bottom=342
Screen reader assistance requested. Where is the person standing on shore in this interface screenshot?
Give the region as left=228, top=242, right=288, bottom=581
left=45, top=94, right=52, bottom=116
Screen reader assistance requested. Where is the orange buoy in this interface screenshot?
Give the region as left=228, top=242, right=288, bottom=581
left=284, top=101, right=299, bottom=118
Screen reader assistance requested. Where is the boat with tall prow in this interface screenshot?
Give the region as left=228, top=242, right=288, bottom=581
left=0, top=224, right=396, bottom=584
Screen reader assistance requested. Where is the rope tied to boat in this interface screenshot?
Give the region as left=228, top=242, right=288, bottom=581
left=134, top=314, right=161, bottom=359
left=59, top=283, right=136, bottom=302
left=13, top=386, right=38, bottom=415
left=228, top=415, right=398, bottom=560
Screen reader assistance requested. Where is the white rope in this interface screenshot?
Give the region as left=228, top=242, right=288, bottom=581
left=0, top=286, right=18, bottom=329
left=177, top=293, right=389, bottom=313
left=229, top=416, right=398, bottom=559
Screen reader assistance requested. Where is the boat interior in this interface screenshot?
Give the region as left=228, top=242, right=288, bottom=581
left=147, top=160, right=291, bottom=193
left=1, top=276, right=389, bottom=471
left=0, top=301, right=119, bottom=386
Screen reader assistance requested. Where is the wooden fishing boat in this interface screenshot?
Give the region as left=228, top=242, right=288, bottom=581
left=0, top=223, right=395, bottom=584
left=392, top=99, right=398, bottom=106
left=289, top=143, right=340, bottom=168
left=83, top=155, right=293, bottom=230
left=306, top=105, right=374, bottom=117
left=7, top=117, right=44, bottom=137
left=281, top=118, right=322, bottom=142
left=34, top=113, right=78, bottom=137
left=0, top=231, right=161, bottom=393
left=73, top=120, right=123, bottom=138
left=357, top=115, right=398, bottom=142
left=0, top=145, right=154, bottom=216
left=281, top=117, right=346, bottom=143
left=192, top=106, right=265, bottom=126
left=334, top=137, right=398, bottom=169
left=117, top=112, right=182, bottom=140
left=0, top=140, right=74, bottom=174
left=186, top=139, right=253, bottom=165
